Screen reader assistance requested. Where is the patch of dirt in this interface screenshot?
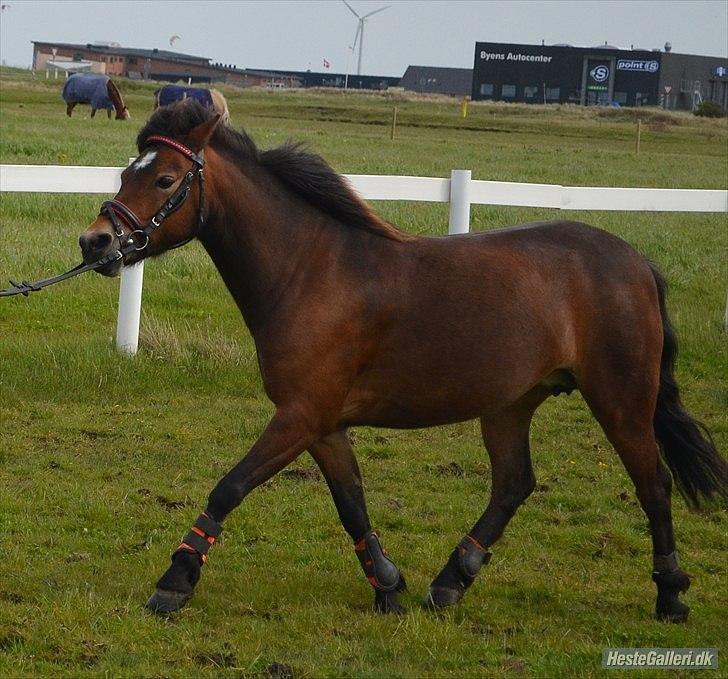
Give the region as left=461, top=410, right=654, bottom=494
left=436, top=461, right=464, bottom=477
left=155, top=495, right=192, bottom=510
left=266, top=662, right=295, bottom=678
left=281, top=467, right=321, bottom=482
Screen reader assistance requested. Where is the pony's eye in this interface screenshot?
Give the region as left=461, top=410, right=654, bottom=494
left=155, top=176, right=176, bottom=189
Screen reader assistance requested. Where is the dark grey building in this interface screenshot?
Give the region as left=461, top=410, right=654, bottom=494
left=400, top=65, right=473, bottom=96
left=253, top=69, right=400, bottom=90
left=471, top=41, right=728, bottom=110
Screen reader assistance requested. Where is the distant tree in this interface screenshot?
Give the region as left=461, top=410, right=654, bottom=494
left=694, top=101, right=725, bottom=118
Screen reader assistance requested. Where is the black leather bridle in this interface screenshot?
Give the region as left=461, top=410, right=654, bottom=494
left=0, top=135, right=205, bottom=297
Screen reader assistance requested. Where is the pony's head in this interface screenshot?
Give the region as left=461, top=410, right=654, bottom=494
left=79, top=101, right=219, bottom=275
left=116, top=107, right=131, bottom=121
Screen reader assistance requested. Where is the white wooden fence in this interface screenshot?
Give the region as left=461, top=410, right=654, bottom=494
left=2, top=162, right=727, bottom=352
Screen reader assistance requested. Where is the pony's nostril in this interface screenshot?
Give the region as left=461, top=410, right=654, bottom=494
left=80, top=231, right=113, bottom=254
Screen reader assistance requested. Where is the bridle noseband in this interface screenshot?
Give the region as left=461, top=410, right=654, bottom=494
left=0, top=134, right=206, bottom=297
left=100, top=134, right=206, bottom=256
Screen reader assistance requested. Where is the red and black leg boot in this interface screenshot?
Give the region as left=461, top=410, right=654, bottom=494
left=146, top=511, right=222, bottom=614
left=425, top=534, right=491, bottom=609
left=652, top=551, right=691, bottom=623
left=355, top=530, right=407, bottom=614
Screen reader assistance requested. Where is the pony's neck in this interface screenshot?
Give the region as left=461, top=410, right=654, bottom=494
left=198, top=149, right=346, bottom=333
left=106, top=80, right=125, bottom=115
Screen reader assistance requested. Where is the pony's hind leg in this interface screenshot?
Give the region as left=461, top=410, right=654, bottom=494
left=66, top=102, right=75, bottom=117
left=426, top=387, right=547, bottom=609
left=309, top=431, right=406, bottom=614
left=581, top=385, right=691, bottom=622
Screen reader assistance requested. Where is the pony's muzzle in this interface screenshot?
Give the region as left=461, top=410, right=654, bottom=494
left=79, top=230, right=113, bottom=262
left=79, top=221, right=123, bottom=276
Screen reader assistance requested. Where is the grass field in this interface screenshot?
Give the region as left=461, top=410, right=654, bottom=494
left=0, top=67, right=726, bottom=678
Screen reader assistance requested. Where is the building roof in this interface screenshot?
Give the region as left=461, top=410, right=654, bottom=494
left=400, top=65, right=472, bottom=96
left=32, top=41, right=211, bottom=65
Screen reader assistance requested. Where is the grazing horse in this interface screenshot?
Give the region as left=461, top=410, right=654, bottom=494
left=154, top=84, right=230, bottom=124
left=62, top=73, right=130, bottom=120
left=78, top=101, right=726, bottom=621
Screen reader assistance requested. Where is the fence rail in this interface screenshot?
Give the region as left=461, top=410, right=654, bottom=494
left=2, top=162, right=726, bottom=351
left=2, top=164, right=727, bottom=212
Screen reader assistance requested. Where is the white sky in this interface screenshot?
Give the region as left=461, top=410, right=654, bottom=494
left=1, top=1, right=726, bottom=76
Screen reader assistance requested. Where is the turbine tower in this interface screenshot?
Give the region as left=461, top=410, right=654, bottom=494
left=343, top=0, right=390, bottom=76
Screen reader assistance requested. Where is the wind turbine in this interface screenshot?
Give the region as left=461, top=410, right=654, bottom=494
left=342, top=0, right=390, bottom=76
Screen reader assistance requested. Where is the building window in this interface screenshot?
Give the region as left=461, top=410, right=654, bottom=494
left=479, top=83, right=494, bottom=96
left=128, top=57, right=137, bottom=65
left=679, top=79, right=690, bottom=93
left=524, top=86, right=538, bottom=99
left=501, top=84, right=516, bottom=98
left=545, top=87, right=560, bottom=101
left=613, top=91, right=627, bottom=104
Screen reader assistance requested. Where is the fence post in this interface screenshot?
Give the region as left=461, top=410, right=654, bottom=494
left=448, top=169, right=471, bottom=234
left=116, top=157, right=144, bottom=355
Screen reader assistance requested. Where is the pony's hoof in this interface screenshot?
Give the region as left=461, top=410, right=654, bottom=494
left=145, top=588, right=191, bottom=614
left=423, top=586, right=463, bottom=609
left=656, top=600, right=690, bottom=623
left=374, top=589, right=406, bottom=615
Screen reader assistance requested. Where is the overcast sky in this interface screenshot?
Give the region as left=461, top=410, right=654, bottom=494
left=0, top=1, right=726, bottom=76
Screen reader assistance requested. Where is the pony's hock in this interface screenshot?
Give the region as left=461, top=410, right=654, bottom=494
left=68, top=99, right=726, bottom=619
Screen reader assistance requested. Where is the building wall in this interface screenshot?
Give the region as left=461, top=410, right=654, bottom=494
left=659, top=52, right=728, bottom=110
left=471, top=42, right=661, bottom=107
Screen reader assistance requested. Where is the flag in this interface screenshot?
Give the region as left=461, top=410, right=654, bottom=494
left=323, top=59, right=331, bottom=69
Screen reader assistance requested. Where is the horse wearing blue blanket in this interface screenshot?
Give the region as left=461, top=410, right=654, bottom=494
left=154, top=84, right=230, bottom=123
left=62, top=73, right=130, bottom=120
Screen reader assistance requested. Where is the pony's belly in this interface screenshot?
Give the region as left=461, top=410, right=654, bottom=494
left=338, top=382, right=506, bottom=429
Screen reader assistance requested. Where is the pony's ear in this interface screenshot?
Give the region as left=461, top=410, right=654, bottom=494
left=186, top=114, right=221, bottom=152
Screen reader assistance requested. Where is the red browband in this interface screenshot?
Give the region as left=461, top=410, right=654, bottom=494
left=144, top=135, right=198, bottom=161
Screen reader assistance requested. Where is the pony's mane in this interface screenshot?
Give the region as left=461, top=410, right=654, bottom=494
left=137, top=100, right=409, bottom=242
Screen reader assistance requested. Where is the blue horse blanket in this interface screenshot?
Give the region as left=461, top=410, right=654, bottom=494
left=156, top=85, right=213, bottom=109
left=62, top=74, right=113, bottom=110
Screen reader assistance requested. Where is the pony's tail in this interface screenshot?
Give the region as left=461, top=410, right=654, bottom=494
left=650, top=263, right=728, bottom=509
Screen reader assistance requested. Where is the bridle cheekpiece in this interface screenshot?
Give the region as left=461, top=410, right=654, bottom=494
left=0, top=135, right=207, bottom=297
left=100, top=134, right=206, bottom=256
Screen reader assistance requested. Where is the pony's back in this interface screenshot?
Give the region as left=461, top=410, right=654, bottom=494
left=62, top=74, right=112, bottom=110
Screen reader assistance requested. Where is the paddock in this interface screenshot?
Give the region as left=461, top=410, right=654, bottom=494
left=0, top=67, right=725, bottom=678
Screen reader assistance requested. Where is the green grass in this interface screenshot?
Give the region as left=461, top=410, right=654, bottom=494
left=0, top=67, right=726, bottom=678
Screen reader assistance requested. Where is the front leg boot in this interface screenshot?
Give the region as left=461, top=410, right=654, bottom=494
left=425, top=535, right=491, bottom=610
left=146, top=511, right=222, bottom=614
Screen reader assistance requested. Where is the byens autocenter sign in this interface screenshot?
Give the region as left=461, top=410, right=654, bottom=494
left=479, top=51, right=553, bottom=63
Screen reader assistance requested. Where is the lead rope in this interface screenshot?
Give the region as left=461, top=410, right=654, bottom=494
left=0, top=136, right=205, bottom=298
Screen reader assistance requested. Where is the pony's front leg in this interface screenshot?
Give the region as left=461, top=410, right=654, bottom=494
left=309, top=431, right=407, bottom=614
left=90, top=108, right=96, bottom=118
left=107, top=109, right=112, bottom=119
left=146, top=408, right=318, bottom=613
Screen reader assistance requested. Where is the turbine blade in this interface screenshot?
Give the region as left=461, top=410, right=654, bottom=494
left=362, top=5, right=390, bottom=18
left=351, top=22, right=361, bottom=50
left=342, top=0, right=360, bottom=18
